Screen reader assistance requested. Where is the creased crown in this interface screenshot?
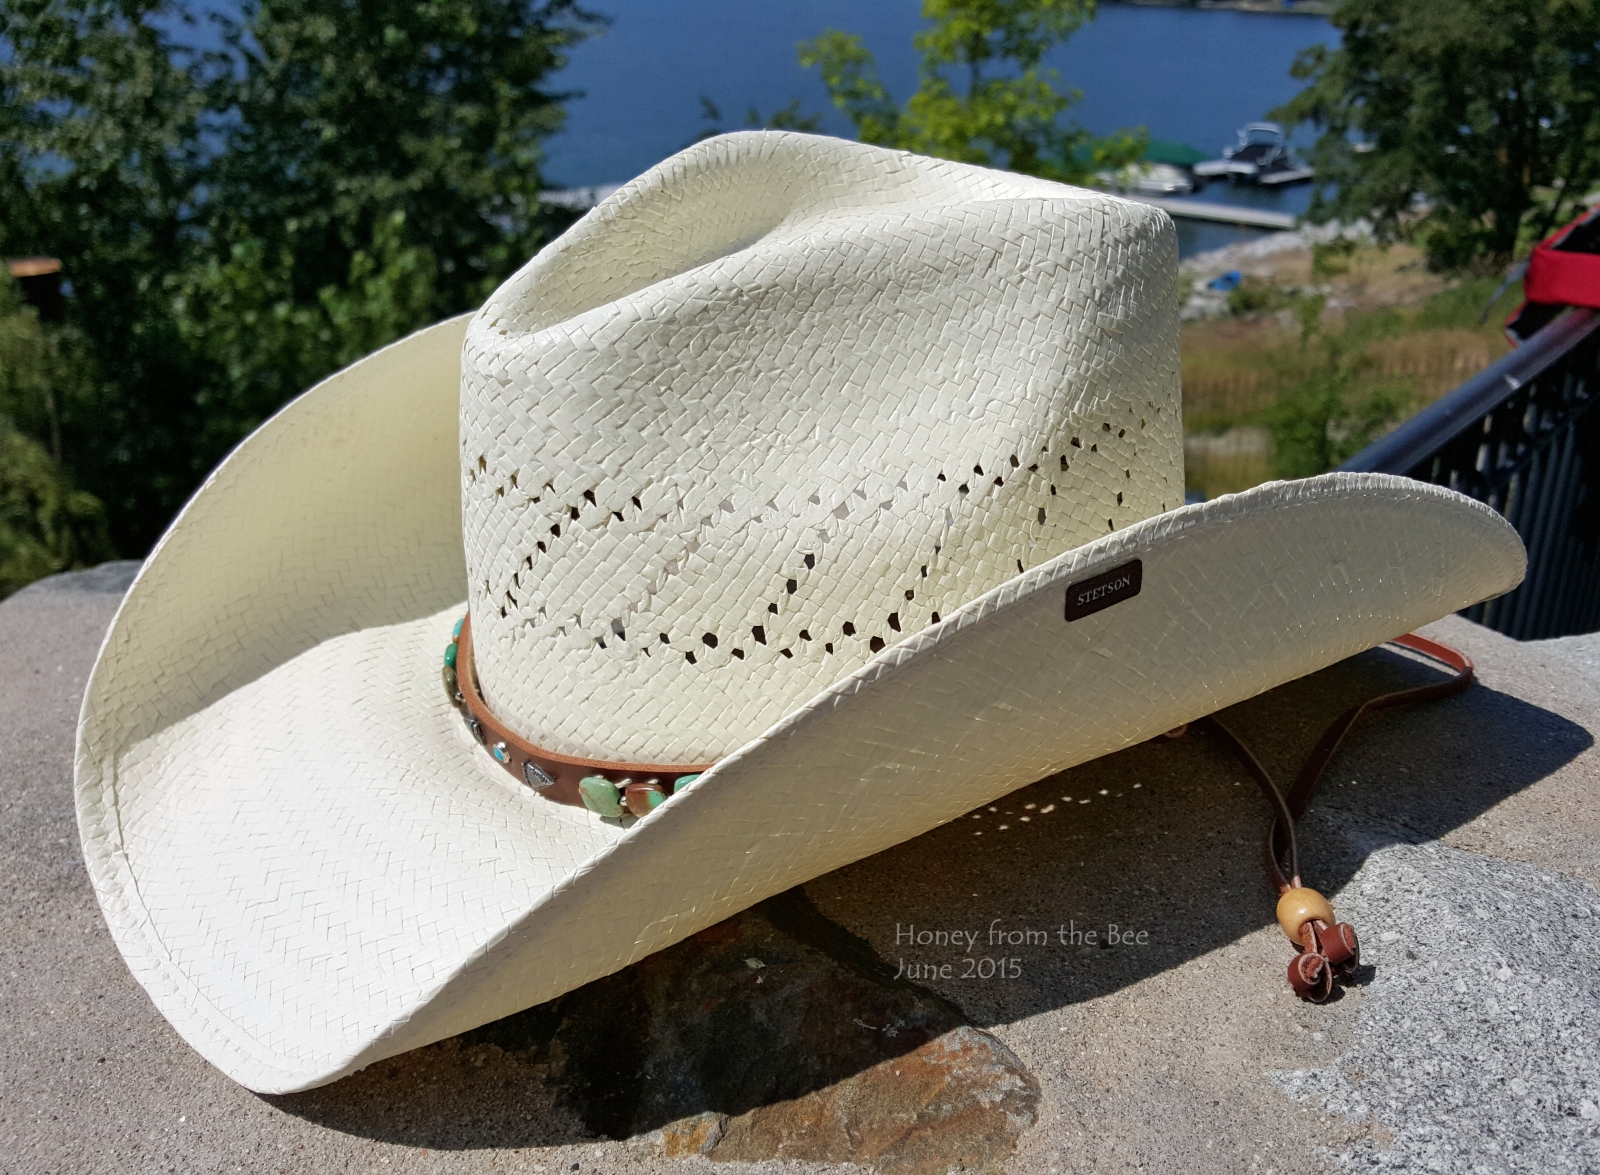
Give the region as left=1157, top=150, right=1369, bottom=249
left=461, top=131, right=1181, bottom=764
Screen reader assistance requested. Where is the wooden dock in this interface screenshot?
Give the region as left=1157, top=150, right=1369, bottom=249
left=1123, top=195, right=1298, bottom=230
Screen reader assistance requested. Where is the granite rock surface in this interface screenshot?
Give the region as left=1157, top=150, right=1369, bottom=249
left=4, top=562, right=1599, bottom=1173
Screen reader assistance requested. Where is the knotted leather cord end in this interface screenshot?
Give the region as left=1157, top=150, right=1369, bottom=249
left=1191, top=632, right=1473, bottom=1004
left=1287, top=918, right=1361, bottom=1003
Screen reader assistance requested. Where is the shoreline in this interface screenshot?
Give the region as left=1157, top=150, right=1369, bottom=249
left=1104, top=0, right=1333, bottom=16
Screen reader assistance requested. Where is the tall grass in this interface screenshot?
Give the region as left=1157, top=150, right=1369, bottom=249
left=1181, top=273, right=1522, bottom=497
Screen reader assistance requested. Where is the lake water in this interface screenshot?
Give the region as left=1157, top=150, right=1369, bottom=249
left=544, top=2, right=1336, bottom=256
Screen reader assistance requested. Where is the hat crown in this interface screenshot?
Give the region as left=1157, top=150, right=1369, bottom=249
left=461, top=132, right=1181, bottom=764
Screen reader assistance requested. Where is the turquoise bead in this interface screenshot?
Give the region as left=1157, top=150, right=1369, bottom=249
left=452, top=616, right=465, bottom=638
left=674, top=774, right=701, bottom=791
left=645, top=788, right=668, bottom=810
left=444, top=642, right=458, bottom=669
left=579, top=776, right=624, bottom=818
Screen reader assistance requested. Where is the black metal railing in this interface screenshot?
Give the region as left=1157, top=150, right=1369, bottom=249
left=1340, top=307, right=1600, bottom=640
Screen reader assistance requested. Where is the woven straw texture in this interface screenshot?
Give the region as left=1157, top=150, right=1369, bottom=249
left=463, top=132, right=1181, bottom=763
left=75, top=133, right=1525, bottom=1094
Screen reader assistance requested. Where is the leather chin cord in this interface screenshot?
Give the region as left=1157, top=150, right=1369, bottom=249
left=1176, top=634, right=1475, bottom=1003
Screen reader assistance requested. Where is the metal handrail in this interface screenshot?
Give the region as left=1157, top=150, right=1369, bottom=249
left=1339, top=308, right=1600, bottom=475
left=1336, top=304, right=1600, bottom=639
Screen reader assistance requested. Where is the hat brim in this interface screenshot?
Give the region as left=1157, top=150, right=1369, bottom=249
left=76, top=317, right=1525, bottom=1093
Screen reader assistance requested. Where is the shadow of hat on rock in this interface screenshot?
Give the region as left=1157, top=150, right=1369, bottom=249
left=268, top=641, right=1586, bottom=1173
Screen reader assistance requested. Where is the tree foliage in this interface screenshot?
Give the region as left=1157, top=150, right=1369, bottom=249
left=1279, top=0, right=1600, bottom=268
left=0, top=0, right=223, bottom=555
left=0, top=0, right=599, bottom=560
left=799, top=0, right=1143, bottom=182
left=0, top=277, right=112, bottom=597
left=216, top=0, right=593, bottom=326
left=1267, top=361, right=1413, bottom=477
left=1266, top=300, right=1415, bottom=478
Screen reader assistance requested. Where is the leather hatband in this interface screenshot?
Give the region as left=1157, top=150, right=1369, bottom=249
left=448, top=613, right=714, bottom=812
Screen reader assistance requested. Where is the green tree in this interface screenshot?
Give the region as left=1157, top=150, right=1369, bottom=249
left=0, top=0, right=225, bottom=556
left=799, top=0, right=1143, bottom=182
left=0, top=424, right=115, bottom=597
left=171, top=211, right=443, bottom=462
left=1267, top=364, right=1414, bottom=477
left=1278, top=0, right=1600, bottom=269
left=1, top=0, right=599, bottom=561
left=1267, top=302, right=1414, bottom=478
left=186, top=0, right=602, bottom=493
left=0, top=276, right=113, bottom=597
left=213, top=0, right=600, bottom=328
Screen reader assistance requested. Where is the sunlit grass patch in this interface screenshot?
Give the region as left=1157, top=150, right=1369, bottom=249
left=1180, top=250, right=1521, bottom=500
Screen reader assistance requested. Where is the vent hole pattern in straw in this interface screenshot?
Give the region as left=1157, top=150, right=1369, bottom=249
left=471, top=438, right=1145, bottom=669
left=468, top=428, right=1172, bottom=758
left=460, top=132, right=1181, bottom=765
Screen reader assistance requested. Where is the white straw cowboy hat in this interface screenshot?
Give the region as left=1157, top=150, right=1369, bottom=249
left=76, top=131, right=1524, bottom=1093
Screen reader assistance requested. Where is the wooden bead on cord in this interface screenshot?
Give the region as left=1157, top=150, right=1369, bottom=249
left=1276, top=886, right=1336, bottom=942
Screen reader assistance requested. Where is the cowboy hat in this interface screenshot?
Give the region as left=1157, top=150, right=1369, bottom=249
left=75, top=131, right=1525, bottom=1094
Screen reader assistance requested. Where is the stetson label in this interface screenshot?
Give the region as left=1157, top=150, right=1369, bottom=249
left=1064, top=559, right=1143, bottom=622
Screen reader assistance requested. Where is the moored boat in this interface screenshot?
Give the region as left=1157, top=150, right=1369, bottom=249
left=1194, top=122, right=1313, bottom=185
left=1095, top=160, right=1196, bottom=197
